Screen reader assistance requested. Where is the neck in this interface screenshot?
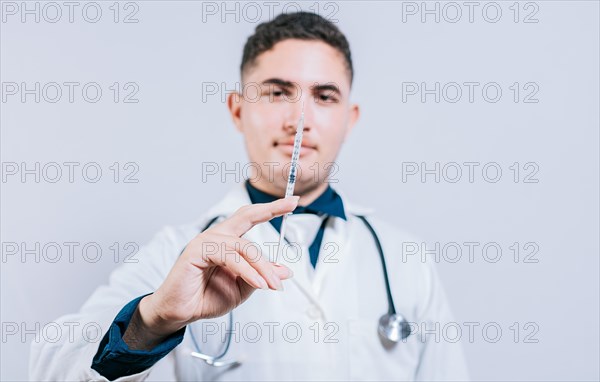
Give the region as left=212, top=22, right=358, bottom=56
left=248, top=179, right=329, bottom=207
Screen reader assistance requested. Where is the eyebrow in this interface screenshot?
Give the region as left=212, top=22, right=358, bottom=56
left=261, top=78, right=296, bottom=89
left=313, top=83, right=341, bottom=96
left=261, top=78, right=342, bottom=96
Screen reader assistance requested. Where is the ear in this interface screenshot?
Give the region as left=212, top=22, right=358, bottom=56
left=227, top=92, right=243, bottom=133
left=343, top=103, right=360, bottom=140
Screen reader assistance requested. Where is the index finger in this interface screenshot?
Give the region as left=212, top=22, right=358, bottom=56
left=209, top=196, right=300, bottom=237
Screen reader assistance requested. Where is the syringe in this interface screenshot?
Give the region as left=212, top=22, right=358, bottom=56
left=275, top=102, right=305, bottom=264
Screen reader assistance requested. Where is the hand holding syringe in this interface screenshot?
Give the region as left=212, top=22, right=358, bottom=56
left=275, top=102, right=305, bottom=263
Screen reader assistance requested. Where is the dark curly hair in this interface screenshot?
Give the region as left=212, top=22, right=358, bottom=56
left=241, top=11, right=354, bottom=85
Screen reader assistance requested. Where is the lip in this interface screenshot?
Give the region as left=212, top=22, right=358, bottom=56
left=274, top=142, right=317, bottom=158
left=276, top=137, right=317, bottom=148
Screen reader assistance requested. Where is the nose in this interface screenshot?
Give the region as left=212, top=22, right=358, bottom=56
left=284, top=99, right=312, bottom=132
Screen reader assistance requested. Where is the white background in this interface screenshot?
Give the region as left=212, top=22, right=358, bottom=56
left=1, top=1, right=599, bottom=380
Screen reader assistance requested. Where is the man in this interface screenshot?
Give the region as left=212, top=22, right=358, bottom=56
left=30, top=12, right=469, bottom=381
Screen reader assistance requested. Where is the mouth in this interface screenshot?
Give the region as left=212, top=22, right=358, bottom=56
left=273, top=140, right=317, bottom=158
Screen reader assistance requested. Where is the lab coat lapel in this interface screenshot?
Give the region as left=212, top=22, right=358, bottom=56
left=311, top=215, right=348, bottom=298
left=312, top=188, right=374, bottom=297
left=252, top=221, right=322, bottom=305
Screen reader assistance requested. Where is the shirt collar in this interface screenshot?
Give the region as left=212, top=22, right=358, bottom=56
left=199, top=183, right=374, bottom=232
left=245, top=180, right=347, bottom=221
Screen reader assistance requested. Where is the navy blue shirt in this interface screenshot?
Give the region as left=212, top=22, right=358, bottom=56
left=91, top=295, right=185, bottom=380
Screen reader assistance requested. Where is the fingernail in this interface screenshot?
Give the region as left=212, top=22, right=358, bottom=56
left=255, top=276, right=268, bottom=290
left=273, top=263, right=293, bottom=277
left=271, top=275, right=284, bottom=291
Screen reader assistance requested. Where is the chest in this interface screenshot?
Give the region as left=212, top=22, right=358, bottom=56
left=172, top=218, right=424, bottom=380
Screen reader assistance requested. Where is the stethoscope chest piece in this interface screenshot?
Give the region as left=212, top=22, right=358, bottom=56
left=378, top=312, right=411, bottom=343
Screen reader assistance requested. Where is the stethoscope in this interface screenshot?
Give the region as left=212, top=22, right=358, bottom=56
left=187, top=214, right=411, bottom=368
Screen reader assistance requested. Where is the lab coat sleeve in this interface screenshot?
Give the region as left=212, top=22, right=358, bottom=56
left=413, top=260, right=470, bottom=381
left=29, top=225, right=189, bottom=381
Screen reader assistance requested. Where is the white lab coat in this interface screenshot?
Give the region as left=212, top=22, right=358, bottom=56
left=30, top=183, right=469, bottom=381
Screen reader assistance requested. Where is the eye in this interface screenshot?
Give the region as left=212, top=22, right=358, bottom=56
left=263, top=87, right=289, bottom=100
left=316, top=91, right=338, bottom=103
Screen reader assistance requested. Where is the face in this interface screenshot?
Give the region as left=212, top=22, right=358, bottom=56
left=227, top=39, right=360, bottom=197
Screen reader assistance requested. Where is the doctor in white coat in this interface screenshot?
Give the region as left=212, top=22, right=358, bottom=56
left=30, top=11, right=469, bottom=381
